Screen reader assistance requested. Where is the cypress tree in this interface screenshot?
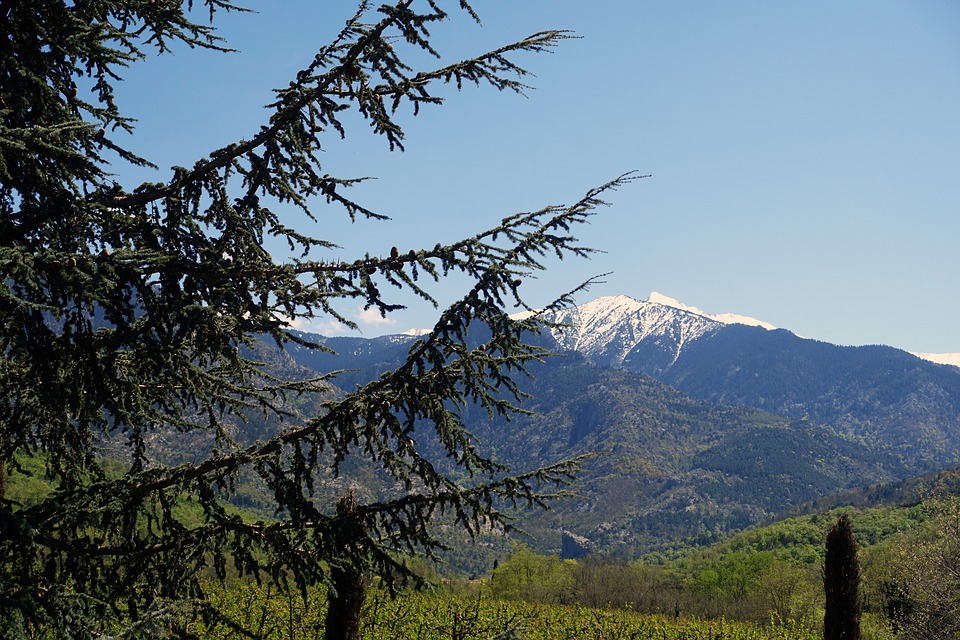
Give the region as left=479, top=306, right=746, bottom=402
left=824, top=514, right=862, bottom=640
left=0, top=2, right=635, bottom=636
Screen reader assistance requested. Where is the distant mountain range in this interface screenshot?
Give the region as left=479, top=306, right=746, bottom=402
left=275, top=293, right=960, bottom=560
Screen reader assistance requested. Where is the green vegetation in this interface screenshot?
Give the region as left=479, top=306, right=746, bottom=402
left=481, top=488, right=960, bottom=639
left=188, top=485, right=960, bottom=638
left=193, top=582, right=820, bottom=639
left=8, top=447, right=960, bottom=637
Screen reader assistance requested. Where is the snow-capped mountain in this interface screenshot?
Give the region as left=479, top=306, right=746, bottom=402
left=547, top=293, right=959, bottom=370
left=538, top=292, right=960, bottom=472
left=547, top=293, right=776, bottom=368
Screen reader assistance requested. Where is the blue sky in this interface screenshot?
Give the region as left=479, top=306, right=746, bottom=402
left=111, top=1, right=960, bottom=353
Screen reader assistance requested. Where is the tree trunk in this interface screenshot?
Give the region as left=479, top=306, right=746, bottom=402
left=323, top=491, right=367, bottom=640
left=323, top=565, right=366, bottom=640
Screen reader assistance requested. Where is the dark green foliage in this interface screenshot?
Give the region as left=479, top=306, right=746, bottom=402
left=0, top=2, right=631, bottom=636
left=824, top=515, right=861, bottom=640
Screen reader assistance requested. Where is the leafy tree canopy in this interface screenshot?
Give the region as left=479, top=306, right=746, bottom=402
left=0, top=0, right=634, bottom=636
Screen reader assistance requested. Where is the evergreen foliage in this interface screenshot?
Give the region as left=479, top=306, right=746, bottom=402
left=823, top=515, right=861, bottom=640
left=0, top=1, right=632, bottom=636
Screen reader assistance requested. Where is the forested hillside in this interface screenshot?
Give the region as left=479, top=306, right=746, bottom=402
left=619, top=324, right=960, bottom=472
left=276, top=332, right=916, bottom=562
left=458, top=355, right=911, bottom=559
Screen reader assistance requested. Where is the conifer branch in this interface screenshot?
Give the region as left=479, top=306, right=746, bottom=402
left=0, top=2, right=637, bottom=635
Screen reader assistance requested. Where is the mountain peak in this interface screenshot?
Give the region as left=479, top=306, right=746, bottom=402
left=647, top=292, right=708, bottom=315
left=543, top=292, right=780, bottom=368
left=548, top=294, right=719, bottom=367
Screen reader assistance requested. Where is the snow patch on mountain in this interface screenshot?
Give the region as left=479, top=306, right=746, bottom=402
left=648, top=292, right=777, bottom=330
left=913, top=352, right=960, bottom=368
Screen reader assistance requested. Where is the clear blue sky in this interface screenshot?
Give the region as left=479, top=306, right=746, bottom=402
left=111, top=1, right=960, bottom=353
